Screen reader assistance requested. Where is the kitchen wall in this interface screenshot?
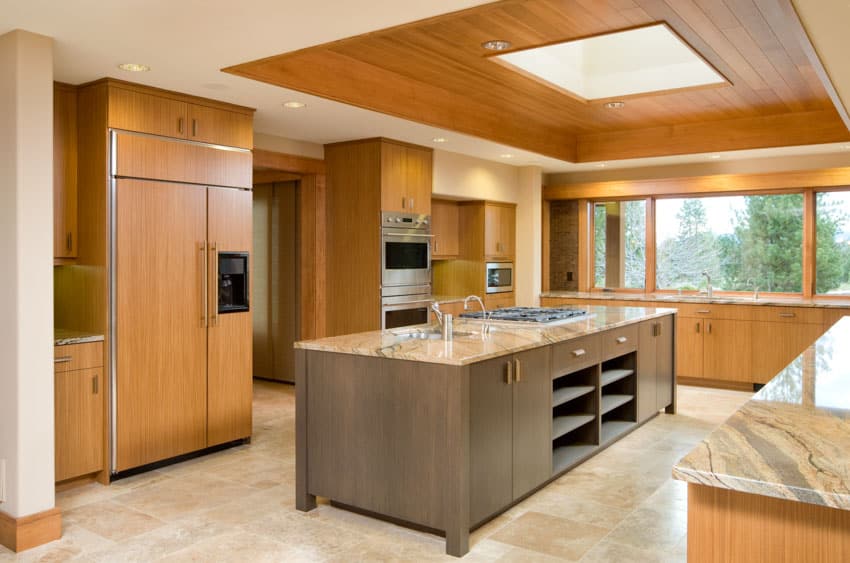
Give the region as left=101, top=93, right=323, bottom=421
left=254, top=132, right=324, bottom=160
left=0, top=30, right=55, bottom=519
left=433, top=150, right=542, bottom=307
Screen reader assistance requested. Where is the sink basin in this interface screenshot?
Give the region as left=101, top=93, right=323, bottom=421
left=391, top=328, right=477, bottom=341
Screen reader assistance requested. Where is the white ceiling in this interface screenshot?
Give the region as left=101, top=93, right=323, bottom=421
left=1, top=0, right=849, bottom=173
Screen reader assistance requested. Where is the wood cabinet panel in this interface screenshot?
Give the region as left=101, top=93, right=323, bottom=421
left=484, top=204, right=516, bottom=260
left=552, top=334, right=600, bottom=376
left=54, top=84, right=78, bottom=260
left=484, top=293, right=515, bottom=310
left=638, top=321, right=659, bottom=423
left=115, top=179, right=208, bottom=471
left=54, top=342, right=103, bottom=373
left=511, top=348, right=551, bottom=499
left=431, top=199, right=459, bottom=258
left=601, top=324, right=638, bottom=361
left=207, top=188, right=253, bottom=446
left=108, top=86, right=188, bottom=138
left=749, top=306, right=824, bottom=325
left=750, top=322, right=824, bottom=384
left=703, top=319, right=753, bottom=382
left=407, top=147, right=432, bottom=216
left=656, top=315, right=674, bottom=411
left=677, top=317, right=704, bottom=379
left=55, top=367, right=103, bottom=481
left=380, top=141, right=407, bottom=213
left=187, top=104, right=253, bottom=149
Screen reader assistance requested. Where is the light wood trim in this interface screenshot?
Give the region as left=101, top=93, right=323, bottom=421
left=114, top=132, right=252, bottom=189
left=545, top=166, right=850, bottom=201
left=577, top=199, right=590, bottom=292
left=803, top=189, right=816, bottom=298
left=253, top=149, right=325, bottom=175
left=541, top=200, right=550, bottom=293
left=687, top=483, right=850, bottom=562
left=645, top=198, right=656, bottom=293
left=53, top=341, right=103, bottom=372
left=677, top=376, right=753, bottom=392
left=0, top=508, right=62, bottom=553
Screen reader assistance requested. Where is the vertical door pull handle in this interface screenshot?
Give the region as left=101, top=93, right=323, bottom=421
left=515, top=358, right=522, bottom=382
left=210, top=242, right=218, bottom=327
left=92, top=375, right=99, bottom=394
left=696, top=322, right=700, bottom=334
left=191, top=118, right=197, bottom=137
left=200, top=242, right=207, bottom=327
left=66, top=232, right=73, bottom=252
left=178, top=117, right=184, bottom=134
left=708, top=322, right=712, bottom=334
left=401, top=197, right=406, bottom=209
left=505, top=360, right=513, bottom=385
left=410, top=198, right=414, bottom=210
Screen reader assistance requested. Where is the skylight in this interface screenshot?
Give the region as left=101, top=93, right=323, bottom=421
left=493, top=24, right=727, bottom=101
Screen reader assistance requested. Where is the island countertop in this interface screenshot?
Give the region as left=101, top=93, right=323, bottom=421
left=541, top=290, right=850, bottom=309
left=673, top=317, right=850, bottom=511
left=55, top=329, right=105, bottom=346
left=294, top=305, right=676, bottom=366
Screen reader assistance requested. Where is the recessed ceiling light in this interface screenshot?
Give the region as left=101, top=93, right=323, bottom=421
left=482, top=39, right=512, bottom=51
left=117, top=63, right=150, bottom=72
left=499, top=153, right=514, bottom=159
left=604, top=101, right=625, bottom=109
left=432, top=137, right=448, bottom=143
left=283, top=101, right=306, bottom=109
left=595, top=163, right=607, bottom=168
left=709, top=154, right=721, bottom=159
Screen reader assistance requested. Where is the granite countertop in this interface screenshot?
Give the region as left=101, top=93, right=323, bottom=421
left=430, top=295, right=467, bottom=304
left=295, top=305, right=675, bottom=366
left=55, top=329, right=105, bottom=346
left=673, top=317, right=850, bottom=510
left=542, top=290, right=850, bottom=309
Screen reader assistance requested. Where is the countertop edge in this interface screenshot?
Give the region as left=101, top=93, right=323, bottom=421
left=540, top=291, right=850, bottom=309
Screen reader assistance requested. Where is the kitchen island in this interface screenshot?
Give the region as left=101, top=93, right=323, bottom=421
left=295, top=306, right=677, bottom=556
left=673, top=316, right=850, bottom=562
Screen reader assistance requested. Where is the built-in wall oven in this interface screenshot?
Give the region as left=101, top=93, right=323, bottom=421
left=381, top=212, right=432, bottom=329
left=486, top=262, right=514, bottom=294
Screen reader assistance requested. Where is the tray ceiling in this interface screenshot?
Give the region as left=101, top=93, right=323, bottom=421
left=225, top=0, right=850, bottom=163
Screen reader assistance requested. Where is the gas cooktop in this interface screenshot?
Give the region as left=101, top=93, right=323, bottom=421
left=460, top=306, right=588, bottom=324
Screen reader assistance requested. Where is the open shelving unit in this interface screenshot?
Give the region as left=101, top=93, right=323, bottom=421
left=599, top=354, right=637, bottom=445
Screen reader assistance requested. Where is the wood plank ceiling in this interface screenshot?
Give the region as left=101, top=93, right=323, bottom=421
left=225, top=0, right=850, bottom=162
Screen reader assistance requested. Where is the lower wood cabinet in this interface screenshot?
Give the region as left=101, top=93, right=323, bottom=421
left=750, top=321, right=824, bottom=384
left=470, top=346, right=550, bottom=524
left=638, top=316, right=675, bottom=421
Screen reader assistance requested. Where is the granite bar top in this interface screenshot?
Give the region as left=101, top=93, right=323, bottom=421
left=542, top=290, right=850, bottom=309
left=430, top=295, right=467, bottom=304
left=295, top=305, right=675, bottom=366
left=55, top=329, right=104, bottom=346
left=673, top=317, right=850, bottom=510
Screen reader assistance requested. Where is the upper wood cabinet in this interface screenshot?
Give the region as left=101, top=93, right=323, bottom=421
left=380, top=141, right=432, bottom=215
left=54, top=83, right=78, bottom=261
left=432, top=199, right=459, bottom=259
left=107, top=82, right=253, bottom=149
left=485, top=203, right=516, bottom=260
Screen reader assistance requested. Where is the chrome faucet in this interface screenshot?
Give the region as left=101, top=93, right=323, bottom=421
left=747, top=278, right=760, bottom=301
left=463, top=295, right=491, bottom=335
left=702, top=271, right=713, bottom=299
left=431, top=301, right=444, bottom=327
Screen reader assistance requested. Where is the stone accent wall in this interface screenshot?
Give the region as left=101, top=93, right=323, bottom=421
left=550, top=200, right=579, bottom=291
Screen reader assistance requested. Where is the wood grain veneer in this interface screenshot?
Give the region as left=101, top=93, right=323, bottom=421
left=53, top=341, right=103, bottom=373
left=53, top=83, right=78, bottom=262
left=187, top=103, right=253, bottom=149
left=0, top=508, right=62, bottom=553
left=431, top=199, right=460, bottom=259
left=55, top=367, right=103, bottom=481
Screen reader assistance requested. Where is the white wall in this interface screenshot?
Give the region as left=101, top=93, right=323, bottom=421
left=253, top=132, right=324, bottom=160
left=0, top=29, right=55, bottom=518
left=433, top=150, right=543, bottom=306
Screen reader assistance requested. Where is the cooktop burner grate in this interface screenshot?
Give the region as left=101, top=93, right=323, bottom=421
left=460, top=306, right=588, bottom=323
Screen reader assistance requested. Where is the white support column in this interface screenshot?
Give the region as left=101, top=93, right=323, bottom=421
left=0, top=29, right=56, bottom=520
left=516, top=166, right=543, bottom=307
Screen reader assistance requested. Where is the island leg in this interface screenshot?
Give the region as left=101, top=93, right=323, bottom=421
left=444, top=367, right=470, bottom=557
left=295, top=349, right=316, bottom=511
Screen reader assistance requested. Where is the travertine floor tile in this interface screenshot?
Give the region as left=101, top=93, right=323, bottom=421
left=490, top=511, right=609, bottom=560
left=64, top=499, right=166, bottom=541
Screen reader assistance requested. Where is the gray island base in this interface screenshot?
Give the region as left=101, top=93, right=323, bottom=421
left=295, top=307, right=676, bottom=556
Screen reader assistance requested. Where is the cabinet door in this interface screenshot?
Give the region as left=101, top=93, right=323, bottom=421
left=55, top=368, right=103, bottom=481
left=208, top=187, right=254, bottom=446
left=54, top=84, right=78, bottom=259
left=512, top=348, right=551, bottom=499
left=655, top=315, right=674, bottom=411
left=470, top=356, right=513, bottom=524
left=484, top=293, right=515, bottom=311
left=406, top=147, right=432, bottom=216
left=484, top=205, right=502, bottom=258
left=115, top=180, right=208, bottom=471
left=187, top=104, right=253, bottom=149
left=676, top=317, right=704, bottom=379
left=637, top=320, right=658, bottom=423
left=750, top=322, right=823, bottom=384
left=381, top=142, right=408, bottom=213
left=432, top=199, right=459, bottom=258
left=499, top=205, right=516, bottom=258
left=704, top=319, right=752, bottom=382
left=108, top=87, right=188, bottom=139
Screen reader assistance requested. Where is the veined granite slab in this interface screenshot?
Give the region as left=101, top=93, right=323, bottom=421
left=541, top=290, right=850, bottom=309
left=295, top=305, right=675, bottom=366
left=55, top=329, right=104, bottom=346
left=673, top=317, right=850, bottom=511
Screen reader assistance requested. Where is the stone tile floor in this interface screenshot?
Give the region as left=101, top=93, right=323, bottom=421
left=1, top=381, right=752, bottom=562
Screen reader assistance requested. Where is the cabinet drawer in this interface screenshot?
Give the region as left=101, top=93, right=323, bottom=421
left=54, top=341, right=103, bottom=372
left=552, top=334, right=600, bottom=376
left=484, top=293, right=515, bottom=310
left=670, top=302, right=751, bottom=320
left=749, top=306, right=823, bottom=325
left=601, top=324, right=638, bottom=361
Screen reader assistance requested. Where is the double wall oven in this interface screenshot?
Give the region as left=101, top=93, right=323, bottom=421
left=381, top=211, right=432, bottom=329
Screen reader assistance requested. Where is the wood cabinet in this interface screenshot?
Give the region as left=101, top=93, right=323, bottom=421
left=484, top=292, right=515, bottom=310
left=638, top=316, right=675, bottom=422
left=431, top=199, right=459, bottom=259
left=750, top=321, right=824, bottom=384
left=54, top=83, right=78, bottom=261
left=380, top=141, right=432, bottom=215
left=54, top=341, right=104, bottom=482
left=484, top=203, right=516, bottom=260
left=676, top=317, right=705, bottom=379
left=470, top=346, right=550, bottom=524
left=703, top=319, right=753, bottom=382
left=107, top=82, right=253, bottom=149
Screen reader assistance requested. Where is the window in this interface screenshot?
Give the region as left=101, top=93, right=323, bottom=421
left=816, top=191, right=850, bottom=295
left=593, top=200, right=646, bottom=289
left=655, top=194, right=803, bottom=293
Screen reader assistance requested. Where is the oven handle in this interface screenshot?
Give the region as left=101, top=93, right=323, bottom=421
left=383, top=299, right=434, bottom=308
left=382, top=233, right=435, bottom=238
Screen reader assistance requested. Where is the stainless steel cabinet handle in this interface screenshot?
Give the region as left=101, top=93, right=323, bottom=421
left=54, top=356, right=72, bottom=363
left=66, top=232, right=73, bottom=252
left=191, top=118, right=197, bottom=137
left=200, top=242, right=208, bottom=327
left=616, top=336, right=628, bottom=344
left=178, top=117, right=184, bottom=134
left=210, top=241, right=218, bottom=327
left=697, top=309, right=711, bottom=314
left=92, top=375, right=99, bottom=394
left=410, top=198, right=414, bottom=210
left=402, top=197, right=406, bottom=209
left=696, top=322, right=701, bottom=334
left=779, top=312, right=795, bottom=318
left=572, top=348, right=586, bottom=357
left=515, top=359, right=522, bottom=382
left=505, top=360, right=513, bottom=385
left=708, top=322, right=712, bottom=334
left=434, top=239, right=438, bottom=254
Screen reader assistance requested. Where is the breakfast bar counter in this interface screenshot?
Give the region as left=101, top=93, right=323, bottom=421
left=673, top=317, right=850, bottom=562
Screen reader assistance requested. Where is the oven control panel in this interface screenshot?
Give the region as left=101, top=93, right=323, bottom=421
left=382, top=212, right=430, bottom=230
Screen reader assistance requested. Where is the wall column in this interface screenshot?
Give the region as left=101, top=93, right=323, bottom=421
left=516, top=166, right=543, bottom=307
left=0, top=29, right=60, bottom=551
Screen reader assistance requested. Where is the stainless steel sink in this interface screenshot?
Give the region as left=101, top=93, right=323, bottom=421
left=391, top=328, right=477, bottom=341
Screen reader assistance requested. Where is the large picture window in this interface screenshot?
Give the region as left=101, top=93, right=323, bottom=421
left=816, top=191, right=850, bottom=295
left=655, top=194, right=804, bottom=293
left=593, top=200, right=646, bottom=289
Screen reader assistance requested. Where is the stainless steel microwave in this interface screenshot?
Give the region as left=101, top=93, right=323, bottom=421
left=486, top=262, right=513, bottom=294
